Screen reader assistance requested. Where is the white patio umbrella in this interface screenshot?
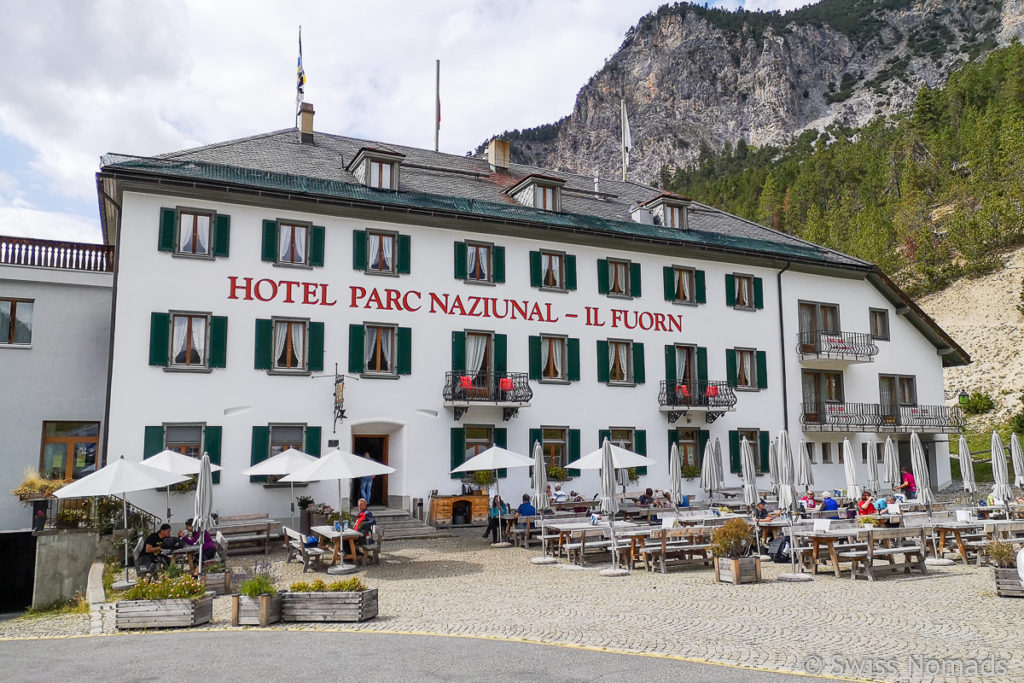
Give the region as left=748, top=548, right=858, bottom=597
left=990, top=432, right=1014, bottom=513
left=530, top=440, right=556, bottom=565
left=882, top=437, right=900, bottom=490
left=776, top=431, right=798, bottom=513
left=450, top=445, right=533, bottom=546
left=713, top=438, right=726, bottom=491
left=797, top=440, right=815, bottom=489
left=669, top=443, right=683, bottom=506
left=700, top=438, right=717, bottom=501
left=866, top=442, right=881, bottom=496
left=142, top=449, right=223, bottom=522
left=574, top=443, right=654, bottom=470
left=739, top=438, right=759, bottom=507
left=1010, top=433, right=1024, bottom=488
left=842, top=438, right=861, bottom=500
left=958, top=435, right=978, bottom=495
left=241, top=447, right=318, bottom=529
left=909, top=432, right=935, bottom=506
left=768, top=438, right=780, bottom=495
left=571, top=438, right=630, bottom=576
left=193, top=453, right=214, bottom=577
left=55, top=455, right=188, bottom=582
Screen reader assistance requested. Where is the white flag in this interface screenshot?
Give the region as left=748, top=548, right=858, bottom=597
left=622, top=102, right=632, bottom=167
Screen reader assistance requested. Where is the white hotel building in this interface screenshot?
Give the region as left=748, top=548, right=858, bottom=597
left=94, top=104, right=969, bottom=519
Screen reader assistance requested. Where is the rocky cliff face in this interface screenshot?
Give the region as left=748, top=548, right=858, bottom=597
left=484, top=0, right=1023, bottom=184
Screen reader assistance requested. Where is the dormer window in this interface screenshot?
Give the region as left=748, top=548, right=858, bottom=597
left=665, top=204, right=684, bottom=229
left=640, top=193, right=691, bottom=230
left=346, top=147, right=404, bottom=191
left=506, top=174, right=565, bottom=212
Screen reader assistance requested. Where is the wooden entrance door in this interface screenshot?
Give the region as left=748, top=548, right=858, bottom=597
left=351, top=435, right=389, bottom=506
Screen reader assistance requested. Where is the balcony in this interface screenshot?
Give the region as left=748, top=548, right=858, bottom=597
left=796, top=330, right=878, bottom=365
left=658, top=380, right=737, bottom=424
left=800, top=402, right=965, bottom=434
left=1, top=235, right=114, bottom=272
left=443, top=371, right=533, bottom=421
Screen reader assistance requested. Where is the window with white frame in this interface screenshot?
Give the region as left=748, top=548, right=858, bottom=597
left=273, top=319, right=307, bottom=370
left=733, top=274, right=754, bottom=309
left=364, top=324, right=396, bottom=375
left=665, top=205, right=684, bottom=228
left=366, top=231, right=396, bottom=273
left=540, top=251, right=564, bottom=289
left=170, top=313, right=208, bottom=367
left=278, top=222, right=308, bottom=265
left=369, top=160, right=394, bottom=189
left=608, top=340, right=633, bottom=384
left=540, top=335, right=567, bottom=381
left=735, top=348, right=756, bottom=389
left=671, top=267, right=696, bottom=304
left=466, top=242, right=492, bottom=282
left=534, top=184, right=556, bottom=211
left=0, top=298, right=33, bottom=345
left=177, top=210, right=212, bottom=256
left=608, top=259, right=630, bottom=296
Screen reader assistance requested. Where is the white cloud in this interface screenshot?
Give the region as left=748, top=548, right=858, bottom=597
left=0, top=203, right=101, bottom=243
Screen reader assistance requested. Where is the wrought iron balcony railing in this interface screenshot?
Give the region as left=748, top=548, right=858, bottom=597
left=800, top=402, right=965, bottom=433
left=443, top=371, right=533, bottom=421
left=658, top=379, right=737, bottom=424
left=796, top=330, right=878, bottom=362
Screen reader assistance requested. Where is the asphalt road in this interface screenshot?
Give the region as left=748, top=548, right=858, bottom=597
left=0, top=631, right=832, bottom=682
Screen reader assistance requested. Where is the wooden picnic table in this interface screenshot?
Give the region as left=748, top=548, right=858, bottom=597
left=933, top=521, right=984, bottom=565
left=310, top=525, right=362, bottom=566
left=546, top=520, right=638, bottom=560
left=795, top=528, right=863, bottom=577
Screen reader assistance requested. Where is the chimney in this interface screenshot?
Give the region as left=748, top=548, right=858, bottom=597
left=487, top=139, right=510, bottom=171
left=593, top=175, right=601, bottom=199
left=299, top=102, right=315, bottom=144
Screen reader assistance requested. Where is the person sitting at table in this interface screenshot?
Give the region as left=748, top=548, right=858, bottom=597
left=752, top=501, right=781, bottom=543
left=875, top=495, right=889, bottom=514
left=819, top=491, right=839, bottom=514
left=895, top=467, right=917, bottom=500
left=799, top=490, right=817, bottom=510
left=857, top=491, right=877, bottom=516
left=482, top=495, right=508, bottom=543
left=515, top=493, right=536, bottom=529
left=352, top=498, right=376, bottom=545
left=637, top=488, right=655, bottom=506
left=140, top=523, right=173, bottom=574
left=179, top=517, right=217, bottom=572
left=552, top=484, right=568, bottom=504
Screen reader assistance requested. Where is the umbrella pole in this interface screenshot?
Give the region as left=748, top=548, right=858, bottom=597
left=166, top=489, right=171, bottom=523
left=494, top=470, right=500, bottom=542
left=290, top=481, right=296, bottom=530
left=123, top=495, right=130, bottom=584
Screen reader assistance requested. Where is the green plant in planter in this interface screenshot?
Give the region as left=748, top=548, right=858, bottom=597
left=546, top=465, right=568, bottom=481
left=681, top=464, right=701, bottom=479
left=988, top=541, right=1018, bottom=568
left=204, top=561, right=227, bottom=574
left=239, top=575, right=277, bottom=597
left=10, top=468, right=67, bottom=501
left=471, top=470, right=495, bottom=486
left=710, top=519, right=753, bottom=558
left=163, top=562, right=187, bottom=579
left=123, top=575, right=205, bottom=600
left=626, top=467, right=639, bottom=482
left=55, top=508, right=88, bottom=529
left=296, top=495, right=314, bottom=510
left=326, top=511, right=341, bottom=524
left=857, top=515, right=877, bottom=527
left=290, top=577, right=367, bottom=592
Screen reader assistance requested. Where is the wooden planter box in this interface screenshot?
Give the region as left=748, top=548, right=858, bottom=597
left=994, top=568, right=1024, bottom=598
left=200, top=571, right=232, bottom=596
left=231, top=593, right=284, bottom=626
left=282, top=589, right=378, bottom=622
left=714, top=556, right=761, bottom=584
left=115, top=592, right=214, bottom=629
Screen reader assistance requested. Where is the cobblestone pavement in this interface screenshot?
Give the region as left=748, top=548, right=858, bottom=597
left=2, top=530, right=1021, bottom=682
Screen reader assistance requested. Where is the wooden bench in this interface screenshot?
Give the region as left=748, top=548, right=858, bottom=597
left=837, top=528, right=927, bottom=581
left=563, top=529, right=613, bottom=566
left=215, top=514, right=282, bottom=557
left=640, top=528, right=713, bottom=573
left=975, top=521, right=1024, bottom=566
left=283, top=526, right=329, bottom=573
left=509, top=516, right=540, bottom=548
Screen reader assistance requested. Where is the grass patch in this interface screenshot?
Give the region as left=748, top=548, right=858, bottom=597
left=949, top=456, right=994, bottom=483
left=19, top=593, right=89, bottom=619
left=103, top=559, right=128, bottom=601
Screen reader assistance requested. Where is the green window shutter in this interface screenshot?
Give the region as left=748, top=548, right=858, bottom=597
left=529, top=251, right=542, bottom=288
left=149, top=312, right=170, bottom=367
left=567, top=338, right=580, bottom=382
left=632, top=342, right=645, bottom=384
left=597, top=259, right=609, bottom=294
left=698, top=429, right=710, bottom=466
left=495, top=428, right=508, bottom=478
left=254, top=319, right=273, bottom=370
left=667, top=429, right=678, bottom=471
left=305, top=426, right=322, bottom=457
left=451, top=331, right=466, bottom=372
left=528, top=336, right=541, bottom=380
left=261, top=220, right=278, bottom=262
left=635, top=429, right=647, bottom=476
left=309, top=226, right=325, bottom=267
left=209, top=316, right=228, bottom=369
left=143, top=426, right=164, bottom=458
left=396, top=327, right=412, bottom=375
left=725, top=274, right=736, bottom=307
left=249, top=426, right=270, bottom=483
left=695, top=270, right=707, bottom=304
left=397, top=234, right=411, bottom=274
left=664, top=345, right=676, bottom=383
left=212, top=214, right=230, bottom=257
left=453, top=242, right=467, bottom=279
left=528, top=428, right=542, bottom=479
left=629, top=263, right=642, bottom=297
left=759, top=431, right=771, bottom=473
left=729, top=430, right=741, bottom=474
left=663, top=267, right=674, bottom=301
left=598, top=429, right=610, bottom=449
left=158, top=208, right=176, bottom=252
left=348, top=324, right=365, bottom=374
left=308, top=322, right=324, bottom=372
left=205, top=426, right=222, bottom=484
left=756, top=350, right=768, bottom=389
left=352, top=230, right=367, bottom=270
left=596, top=340, right=609, bottom=383
left=567, top=429, right=581, bottom=477
left=753, top=277, right=764, bottom=309
left=450, top=428, right=466, bottom=479
left=696, top=347, right=708, bottom=384
left=492, top=246, right=506, bottom=283
left=493, top=334, right=507, bottom=376
left=725, top=349, right=737, bottom=387
left=565, top=255, right=577, bottom=290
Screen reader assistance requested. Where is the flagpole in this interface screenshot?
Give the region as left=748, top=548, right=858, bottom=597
left=434, top=59, right=440, bottom=152
left=620, top=98, right=627, bottom=181
left=295, top=26, right=304, bottom=128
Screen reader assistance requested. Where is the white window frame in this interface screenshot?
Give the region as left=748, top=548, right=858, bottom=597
left=277, top=221, right=309, bottom=265
left=607, top=259, right=631, bottom=298
left=608, top=339, right=633, bottom=385
left=672, top=266, right=696, bottom=304
left=169, top=311, right=211, bottom=370
left=465, top=241, right=493, bottom=283
left=733, top=273, right=755, bottom=310
left=539, top=335, right=568, bottom=383
left=363, top=323, right=397, bottom=377
left=271, top=317, right=309, bottom=372
left=664, top=205, right=683, bottom=229
left=366, top=230, right=397, bottom=274
left=734, top=348, right=757, bottom=390
left=176, top=209, right=214, bottom=258
left=534, top=184, right=557, bottom=211
left=368, top=160, right=394, bottom=190
left=539, top=250, right=565, bottom=291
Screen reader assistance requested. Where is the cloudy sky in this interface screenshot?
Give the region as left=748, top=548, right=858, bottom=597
left=1, top=0, right=809, bottom=244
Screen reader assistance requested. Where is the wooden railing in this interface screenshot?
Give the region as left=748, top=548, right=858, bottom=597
left=0, top=235, right=114, bottom=272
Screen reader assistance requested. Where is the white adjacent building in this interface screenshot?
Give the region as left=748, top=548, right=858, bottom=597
left=94, top=104, right=969, bottom=520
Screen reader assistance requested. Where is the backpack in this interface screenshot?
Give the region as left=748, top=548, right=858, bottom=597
left=768, top=535, right=791, bottom=563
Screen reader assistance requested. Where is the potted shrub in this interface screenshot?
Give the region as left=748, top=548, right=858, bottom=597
left=711, top=518, right=761, bottom=584
left=198, top=561, right=232, bottom=595
left=231, top=563, right=282, bottom=626
left=546, top=465, right=569, bottom=481
left=282, top=577, right=378, bottom=622
left=307, top=502, right=334, bottom=530
left=10, top=469, right=66, bottom=529
left=115, top=575, right=214, bottom=629
left=55, top=508, right=89, bottom=529
left=857, top=515, right=877, bottom=528
left=681, top=465, right=701, bottom=480
left=988, top=540, right=1023, bottom=598
left=471, top=470, right=494, bottom=492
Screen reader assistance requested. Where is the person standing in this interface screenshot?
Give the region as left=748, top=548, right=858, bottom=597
left=895, top=467, right=917, bottom=500
left=482, top=495, right=507, bottom=543
left=359, top=452, right=375, bottom=504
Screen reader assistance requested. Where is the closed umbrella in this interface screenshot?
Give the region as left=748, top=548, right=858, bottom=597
left=142, top=449, right=223, bottom=523
left=768, top=439, right=780, bottom=496
left=797, top=440, right=815, bottom=489
left=909, top=432, right=935, bottom=506
left=713, top=437, right=725, bottom=491
left=990, top=431, right=1014, bottom=510
left=866, top=442, right=881, bottom=495
left=882, top=437, right=900, bottom=490
left=669, top=443, right=682, bottom=506
left=842, top=438, right=861, bottom=500
left=958, top=435, right=978, bottom=495
left=1010, top=433, right=1024, bottom=488
left=776, top=431, right=798, bottom=513
left=599, top=438, right=625, bottom=575
left=530, top=439, right=556, bottom=565
left=616, top=468, right=629, bottom=494
left=193, top=453, right=214, bottom=577
left=241, top=447, right=318, bottom=529
left=55, top=455, right=188, bottom=583
left=700, top=438, right=717, bottom=502
left=739, top=438, right=759, bottom=507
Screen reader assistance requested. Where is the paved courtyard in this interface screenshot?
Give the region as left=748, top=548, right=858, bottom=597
left=1, top=530, right=1020, bottom=682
